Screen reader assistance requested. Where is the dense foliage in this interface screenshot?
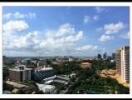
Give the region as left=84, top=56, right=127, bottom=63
left=67, top=73, right=129, bottom=94
left=52, top=61, right=81, bottom=75
left=67, top=60, right=129, bottom=94
left=51, top=59, right=129, bottom=94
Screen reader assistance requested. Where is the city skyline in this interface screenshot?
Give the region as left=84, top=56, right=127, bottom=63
left=3, top=6, right=129, bottom=57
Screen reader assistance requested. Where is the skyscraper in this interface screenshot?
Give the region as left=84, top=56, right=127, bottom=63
left=116, top=46, right=129, bottom=83
left=116, top=49, right=121, bottom=75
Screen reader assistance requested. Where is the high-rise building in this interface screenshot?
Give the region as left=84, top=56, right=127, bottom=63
left=116, top=49, right=121, bottom=75
left=116, top=46, right=129, bottom=83
left=9, top=65, right=32, bottom=82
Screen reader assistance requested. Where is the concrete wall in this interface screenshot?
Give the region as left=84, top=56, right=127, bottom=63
left=9, top=70, right=21, bottom=82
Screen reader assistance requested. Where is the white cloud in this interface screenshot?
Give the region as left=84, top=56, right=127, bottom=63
left=96, top=27, right=103, bottom=32
left=3, top=20, right=29, bottom=33
left=3, top=12, right=36, bottom=20
left=99, top=34, right=114, bottom=42
left=28, top=12, right=36, bottom=19
left=84, top=16, right=91, bottom=23
left=45, top=23, right=76, bottom=38
left=104, top=22, right=125, bottom=34
left=38, top=23, right=83, bottom=50
left=13, top=12, right=25, bottom=19
left=3, top=19, right=30, bottom=50
left=3, top=20, right=29, bottom=49
left=55, top=23, right=75, bottom=37
left=5, top=31, right=39, bottom=50
left=84, top=15, right=99, bottom=24
left=64, top=31, right=83, bottom=42
left=4, top=23, right=84, bottom=55
left=76, top=45, right=98, bottom=51
left=98, top=21, right=126, bottom=42
left=120, top=32, right=130, bottom=39
left=3, top=13, right=12, bottom=20
left=93, top=15, right=99, bottom=21
left=3, top=21, right=102, bottom=56
left=95, top=7, right=104, bottom=13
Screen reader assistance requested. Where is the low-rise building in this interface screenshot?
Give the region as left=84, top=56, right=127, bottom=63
left=43, top=75, right=70, bottom=85
left=36, top=83, right=56, bottom=94
left=33, top=66, right=55, bottom=81
left=80, top=60, right=92, bottom=69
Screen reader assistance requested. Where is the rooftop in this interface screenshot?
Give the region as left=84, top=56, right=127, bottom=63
left=35, top=66, right=53, bottom=71
left=9, top=65, right=32, bottom=71
left=81, top=62, right=92, bottom=65
left=36, top=83, right=56, bottom=93
left=6, top=81, right=28, bottom=89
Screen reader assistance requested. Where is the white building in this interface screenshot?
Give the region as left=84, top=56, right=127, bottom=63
left=120, top=46, right=129, bottom=83
left=116, top=46, right=129, bottom=83
left=43, top=75, right=70, bottom=85
left=36, top=83, right=56, bottom=94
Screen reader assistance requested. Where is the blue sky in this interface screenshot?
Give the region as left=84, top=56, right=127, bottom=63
left=3, top=6, right=129, bottom=57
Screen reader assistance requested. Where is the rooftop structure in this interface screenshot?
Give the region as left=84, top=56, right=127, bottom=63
left=9, top=65, right=32, bottom=71
left=43, top=75, right=70, bottom=85
left=36, top=83, right=56, bottom=94
left=35, top=66, right=53, bottom=71
left=33, top=66, right=55, bottom=81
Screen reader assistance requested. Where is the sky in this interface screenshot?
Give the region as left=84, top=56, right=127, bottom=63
left=2, top=6, right=129, bottom=57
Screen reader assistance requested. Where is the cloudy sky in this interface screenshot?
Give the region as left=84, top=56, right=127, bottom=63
left=3, top=6, right=129, bottom=57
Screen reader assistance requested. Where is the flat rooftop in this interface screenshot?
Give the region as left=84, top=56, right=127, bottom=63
left=6, top=81, right=28, bottom=89
left=9, top=65, right=32, bottom=71
left=9, top=67, right=32, bottom=71
left=35, top=67, right=53, bottom=71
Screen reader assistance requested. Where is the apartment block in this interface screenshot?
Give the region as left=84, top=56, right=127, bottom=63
left=9, top=65, right=32, bottom=82
left=116, top=46, right=129, bottom=83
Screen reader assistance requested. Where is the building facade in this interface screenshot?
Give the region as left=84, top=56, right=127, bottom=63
left=9, top=65, right=32, bottom=82
left=116, top=49, right=121, bottom=75
left=116, top=46, right=129, bottom=83
left=33, top=66, right=55, bottom=81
